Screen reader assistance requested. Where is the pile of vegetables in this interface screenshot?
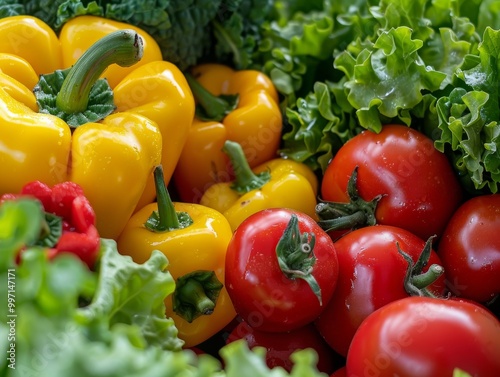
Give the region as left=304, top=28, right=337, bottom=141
left=1, top=0, right=500, bottom=376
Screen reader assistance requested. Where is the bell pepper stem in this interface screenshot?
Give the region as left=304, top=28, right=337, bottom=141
left=56, top=29, right=144, bottom=114
left=185, top=73, right=238, bottom=121
left=223, top=140, right=271, bottom=194
left=145, top=166, right=193, bottom=232
left=173, top=271, right=223, bottom=323
left=154, top=165, right=180, bottom=230
left=175, top=279, right=216, bottom=316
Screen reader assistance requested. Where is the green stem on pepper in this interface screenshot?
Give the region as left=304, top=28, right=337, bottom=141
left=175, top=279, right=216, bottom=315
left=223, top=140, right=271, bottom=194
left=173, top=270, right=224, bottom=323
left=145, top=165, right=193, bottom=232
left=34, top=29, right=143, bottom=128
left=185, top=72, right=239, bottom=122
left=57, top=29, right=143, bottom=114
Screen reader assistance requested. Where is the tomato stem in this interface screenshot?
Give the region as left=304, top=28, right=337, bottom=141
left=412, top=264, right=444, bottom=289
left=397, top=236, right=443, bottom=298
left=316, top=166, right=381, bottom=232
left=276, top=214, right=323, bottom=305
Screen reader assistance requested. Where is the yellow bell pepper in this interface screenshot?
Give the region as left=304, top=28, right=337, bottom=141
left=58, top=15, right=162, bottom=89
left=173, top=63, right=283, bottom=203
left=58, top=16, right=195, bottom=211
left=117, top=166, right=236, bottom=348
left=200, top=140, right=319, bottom=232
left=0, top=15, right=194, bottom=239
left=0, top=53, right=39, bottom=110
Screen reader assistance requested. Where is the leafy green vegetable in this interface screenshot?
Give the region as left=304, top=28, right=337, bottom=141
left=0, top=0, right=272, bottom=71
left=246, top=0, right=500, bottom=195
left=6, top=0, right=500, bottom=192
left=77, top=240, right=182, bottom=351
left=0, top=0, right=23, bottom=18
left=0, top=198, right=329, bottom=376
left=0, top=198, right=182, bottom=375
left=436, top=27, right=500, bottom=193
left=211, top=0, right=274, bottom=69
left=0, top=198, right=43, bottom=268
left=336, top=26, right=447, bottom=132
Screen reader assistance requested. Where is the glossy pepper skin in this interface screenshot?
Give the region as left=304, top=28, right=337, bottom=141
left=0, top=16, right=194, bottom=239
left=200, top=141, right=319, bottom=232
left=59, top=16, right=195, bottom=211
left=173, top=63, right=282, bottom=203
left=1, top=180, right=101, bottom=269
left=117, top=166, right=236, bottom=348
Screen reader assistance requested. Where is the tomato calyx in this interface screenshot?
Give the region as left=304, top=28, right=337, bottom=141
left=398, top=235, right=444, bottom=298
left=172, top=270, right=223, bottom=323
left=316, top=166, right=382, bottom=233
left=276, top=214, right=322, bottom=305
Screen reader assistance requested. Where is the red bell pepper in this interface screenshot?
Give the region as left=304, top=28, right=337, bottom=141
left=1, top=180, right=100, bottom=268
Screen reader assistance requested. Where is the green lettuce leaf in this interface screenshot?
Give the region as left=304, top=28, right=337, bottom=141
left=280, top=81, right=359, bottom=172
left=336, top=26, right=447, bottom=132
left=259, top=0, right=489, bottom=181
left=0, top=197, right=183, bottom=375
left=0, top=197, right=328, bottom=377
left=221, top=340, right=328, bottom=377
left=0, top=199, right=43, bottom=269
left=77, top=239, right=182, bottom=351
left=435, top=27, right=500, bottom=193
left=477, top=0, right=500, bottom=35
left=253, top=0, right=377, bottom=105
left=212, top=0, right=273, bottom=69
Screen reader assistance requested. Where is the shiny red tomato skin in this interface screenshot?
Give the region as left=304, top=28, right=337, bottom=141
left=438, top=194, right=500, bottom=303
left=226, top=320, right=340, bottom=374
left=346, top=296, right=500, bottom=377
left=314, top=225, right=446, bottom=357
left=321, top=124, right=464, bottom=241
left=225, top=208, right=339, bottom=333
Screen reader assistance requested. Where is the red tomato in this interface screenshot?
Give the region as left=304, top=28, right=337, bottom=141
left=314, top=225, right=446, bottom=357
left=346, top=296, right=500, bottom=377
left=330, top=366, right=346, bottom=377
left=320, top=124, right=464, bottom=241
left=438, top=194, right=500, bottom=303
left=225, top=208, right=339, bottom=332
left=226, top=320, right=341, bottom=374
